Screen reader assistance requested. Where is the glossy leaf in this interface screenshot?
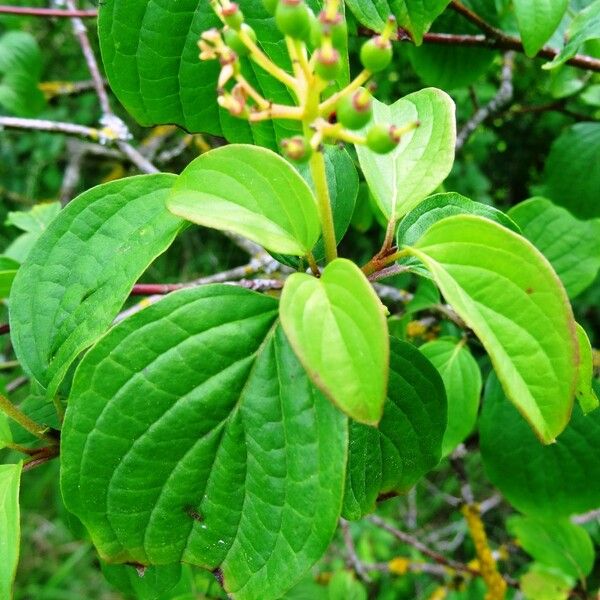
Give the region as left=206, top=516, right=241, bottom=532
left=343, top=338, right=446, bottom=520
left=168, top=145, right=320, bottom=256
left=514, top=0, right=568, bottom=57
left=508, top=197, right=600, bottom=298
left=397, top=192, right=519, bottom=247
left=545, top=0, right=600, bottom=69
left=101, top=562, right=183, bottom=600
left=272, top=147, right=359, bottom=268
left=356, top=89, right=456, bottom=219
left=480, top=373, right=600, bottom=518
left=61, top=285, right=346, bottom=600
left=507, top=516, right=594, bottom=581
left=9, top=175, right=183, bottom=398
left=407, top=215, right=578, bottom=443
left=420, top=338, right=481, bottom=456
left=0, top=463, right=22, bottom=600
left=575, top=323, right=599, bottom=414
left=542, top=123, right=600, bottom=219
left=280, top=259, right=389, bottom=425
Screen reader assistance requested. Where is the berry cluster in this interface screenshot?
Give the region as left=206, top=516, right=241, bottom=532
left=200, top=0, right=419, bottom=160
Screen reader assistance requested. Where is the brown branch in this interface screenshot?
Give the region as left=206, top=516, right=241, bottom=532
left=0, top=6, right=97, bottom=18
left=340, top=519, right=372, bottom=583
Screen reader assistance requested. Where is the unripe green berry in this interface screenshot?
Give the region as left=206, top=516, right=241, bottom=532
left=314, top=48, right=342, bottom=81
left=222, top=3, right=244, bottom=30
left=281, top=136, right=312, bottom=162
left=337, top=89, right=373, bottom=130
left=275, top=0, right=311, bottom=40
left=263, top=0, right=279, bottom=15
left=223, top=24, right=256, bottom=56
left=360, top=37, right=393, bottom=72
left=366, top=124, right=400, bottom=154
left=311, top=12, right=347, bottom=50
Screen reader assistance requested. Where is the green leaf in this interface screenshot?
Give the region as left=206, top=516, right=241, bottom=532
left=101, top=562, right=183, bottom=600
left=514, top=0, right=568, bottom=57
left=356, top=89, right=456, bottom=220
left=542, top=123, right=600, bottom=219
left=544, top=0, right=600, bottom=69
left=406, top=214, right=578, bottom=443
left=0, top=31, right=45, bottom=117
left=507, top=516, right=594, bottom=581
left=575, top=323, right=599, bottom=414
left=395, top=0, right=453, bottom=45
left=343, top=338, right=446, bottom=520
left=0, top=412, right=12, bottom=450
left=4, top=201, right=61, bottom=263
left=508, top=197, right=600, bottom=298
left=168, top=144, right=320, bottom=256
left=420, top=338, right=481, bottom=456
left=480, top=373, right=600, bottom=518
left=61, top=285, right=347, bottom=600
left=0, top=257, right=19, bottom=299
left=520, top=564, right=574, bottom=600
left=9, top=175, right=183, bottom=398
left=0, top=462, right=22, bottom=600
left=280, top=258, right=389, bottom=425
left=397, top=192, right=520, bottom=247
left=271, top=147, right=359, bottom=268
left=327, top=571, right=367, bottom=600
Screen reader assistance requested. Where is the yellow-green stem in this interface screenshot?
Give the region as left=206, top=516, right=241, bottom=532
left=0, top=393, right=55, bottom=442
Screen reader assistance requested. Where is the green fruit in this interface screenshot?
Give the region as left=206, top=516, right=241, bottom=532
left=337, top=90, right=372, bottom=130
left=263, top=0, right=279, bottom=15
left=224, top=24, right=256, bottom=56
left=275, top=0, right=312, bottom=40
left=281, top=136, right=312, bottom=162
left=311, top=12, right=347, bottom=50
left=222, top=3, right=244, bottom=30
left=314, top=49, right=342, bottom=81
left=366, top=125, right=400, bottom=154
left=360, top=37, right=393, bottom=72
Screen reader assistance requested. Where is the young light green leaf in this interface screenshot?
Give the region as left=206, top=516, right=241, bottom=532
left=279, top=258, right=389, bottom=425
left=480, top=374, right=600, bottom=518
left=575, top=323, right=599, bottom=414
left=356, top=89, right=456, bottom=220
left=508, top=197, right=600, bottom=298
left=420, top=338, right=481, bottom=456
left=542, top=123, right=600, bottom=219
left=395, top=0, right=452, bottom=45
left=544, top=0, right=600, bottom=69
left=520, top=564, right=574, bottom=600
left=4, top=201, right=61, bottom=263
left=61, top=285, right=346, bottom=600
left=0, top=463, right=22, bottom=600
left=168, top=145, right=320, bottom=256
left=507, top=516, right=594, bottom=582
left=514, top=0, right=568, bottom=57
left=343, top=338, right=446, bottom=520
left=406, top=214, right=578, bottom=443
left=9, top=175, right=183, bottom=398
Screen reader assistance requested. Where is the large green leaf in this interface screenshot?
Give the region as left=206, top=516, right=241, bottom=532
left=168, top=145, right=320, bottom=256
left=575, top=323, right=599, bottom=414
left=101, top=562, right=183, bottom=600
left=0, top=463, right=22, bottom=600
left=343, top=338, right=446, bottom=520
left=542, top=123, right=600, bottom=219
left=507, top=516, right=594, bottom=582
left=420, top=338, right=481, bottom=456
left=480, top=373, right=600, bottom=518
left=97, top=0, right=315, bottom=145
left=0, top=31, right=45, bottom=117
left=61, top=285, right=347, bottom=600
left=406, top=214, right=578, bottom=443
left=279, top=259, right=389, bottom=425
left=9, top=175, right=183, bottom=398
left=356, top=89, right=456, bottom=220
left=508, top=197, right=600, bottom=298
left=514, top=0, right=568, bottom=57
left=545, top=0, right=600, bottom=69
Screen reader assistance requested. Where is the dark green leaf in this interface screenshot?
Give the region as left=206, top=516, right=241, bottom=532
left=0, top=463, right=22, bottom=600
left=101, top=562, right=183, bottom=600
left=480, top=373, right=600, bottom=518
left=61, top=285, right=347, bottom=600
left=343, top=338, right=446, bottom=520
left=9, top=175, right=183, bottom=398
